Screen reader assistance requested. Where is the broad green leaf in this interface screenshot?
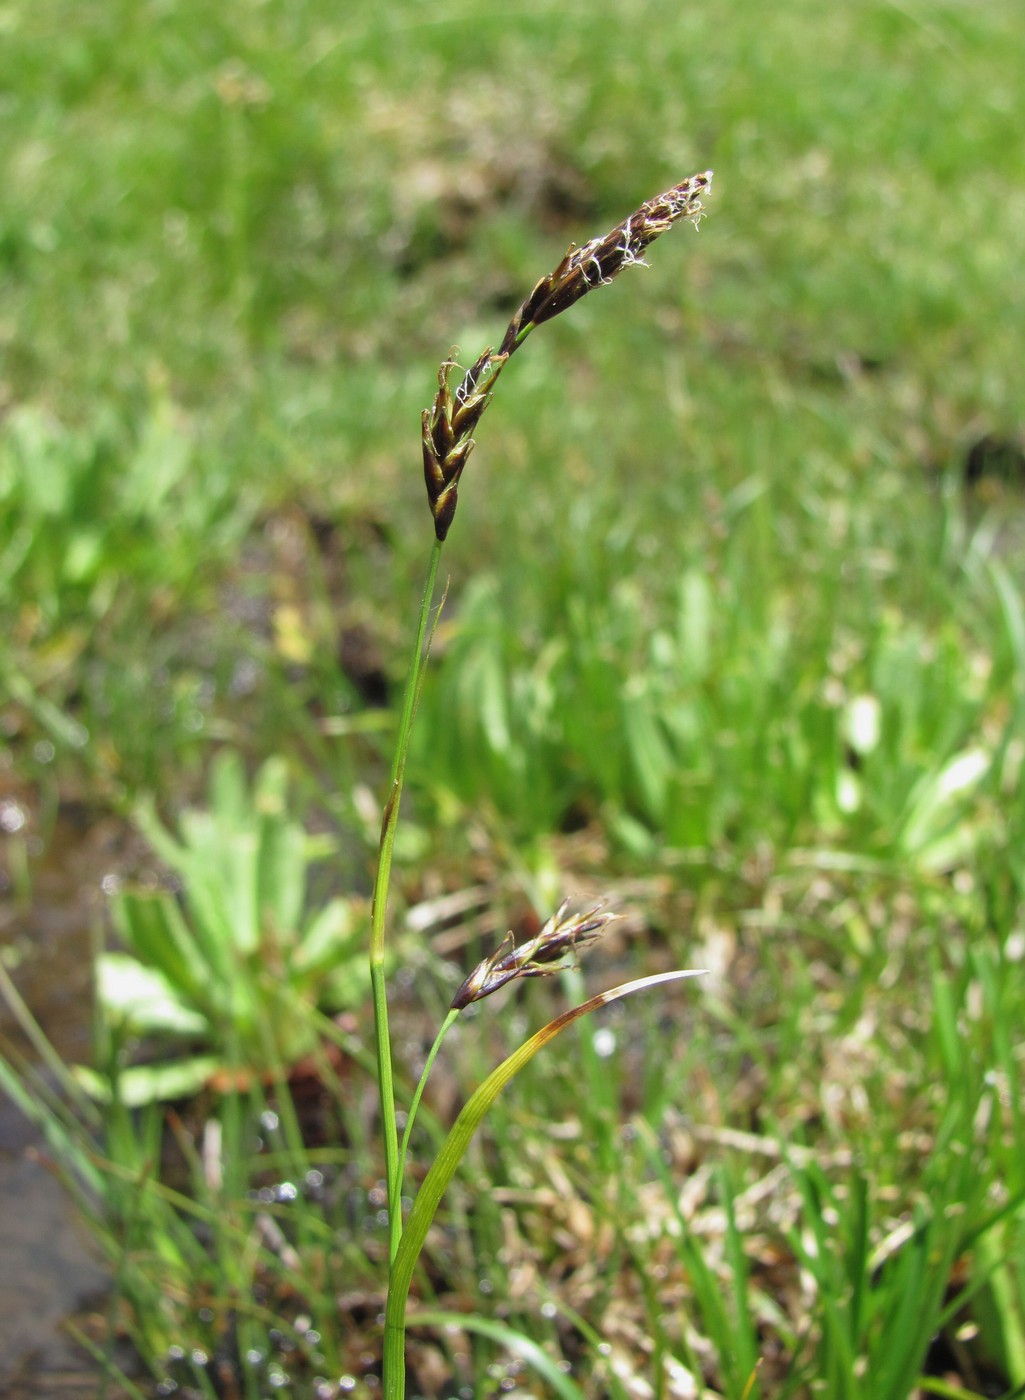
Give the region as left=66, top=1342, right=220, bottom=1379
left=677, top=568, right=712, bottom=682
left=95, top=953, right=207, bottom=1036
left=73, top=1056, right=220, bottom=1107
left=900, top=747, right=990, bottom=860
left=295, top=898, right=362, bottom=976
left=120, top=398, right=193, bottom=519
left=623, top=681, right=671, bottom=819
left=112, top=890, right=206, bottom=1005
left=258, top=813, right=308, bottom=940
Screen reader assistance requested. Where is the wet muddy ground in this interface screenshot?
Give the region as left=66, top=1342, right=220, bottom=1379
left=0, top=797, right=133, bottom=1395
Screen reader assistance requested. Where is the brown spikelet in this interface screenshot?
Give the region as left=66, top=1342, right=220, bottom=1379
left=422, top=171, right=713, bottom=541
left=422, top=351, right=508, bottom=541
left=499, top=171, right=712, bottom=354
left=450, top=900, right=616, bottom=1010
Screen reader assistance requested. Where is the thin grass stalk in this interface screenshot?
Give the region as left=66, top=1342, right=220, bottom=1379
left=396, top=1008, right=459, bottom=1201
left=64, top=1326, right=152, bottom=1400
left=0, top=956, right=101, bottom=1120
left=96, top=1154, right=155, bottom=1400
left=370, top=536, right=443, bottom=1259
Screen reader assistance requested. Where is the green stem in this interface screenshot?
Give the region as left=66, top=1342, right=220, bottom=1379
left=369, top=535, right=443, bottom=1274
left=395, top=1009, right=460, bottom=1226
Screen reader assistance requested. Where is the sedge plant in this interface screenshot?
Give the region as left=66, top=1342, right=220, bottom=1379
left=368, top=172, right=713, bottom=1397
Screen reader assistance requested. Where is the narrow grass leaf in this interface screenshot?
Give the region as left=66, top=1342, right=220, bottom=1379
left=383, top=969, right=705, bottom=1379
left=719, top=1163, right=762, bottom=1397
left=406, top=1310, right=587, bottom=1400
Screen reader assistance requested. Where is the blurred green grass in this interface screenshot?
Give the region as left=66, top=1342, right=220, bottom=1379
left=3, top=0, right=1022, bottom=800
left=2, top=0, right=1025, bottom=1393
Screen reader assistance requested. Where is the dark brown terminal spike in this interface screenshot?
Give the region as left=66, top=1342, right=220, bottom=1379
left=421, top=171, right=712, bottom=541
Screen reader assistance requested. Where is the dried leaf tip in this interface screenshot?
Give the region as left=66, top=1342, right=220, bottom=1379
left=451, top=900, right=617, bottom=1011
